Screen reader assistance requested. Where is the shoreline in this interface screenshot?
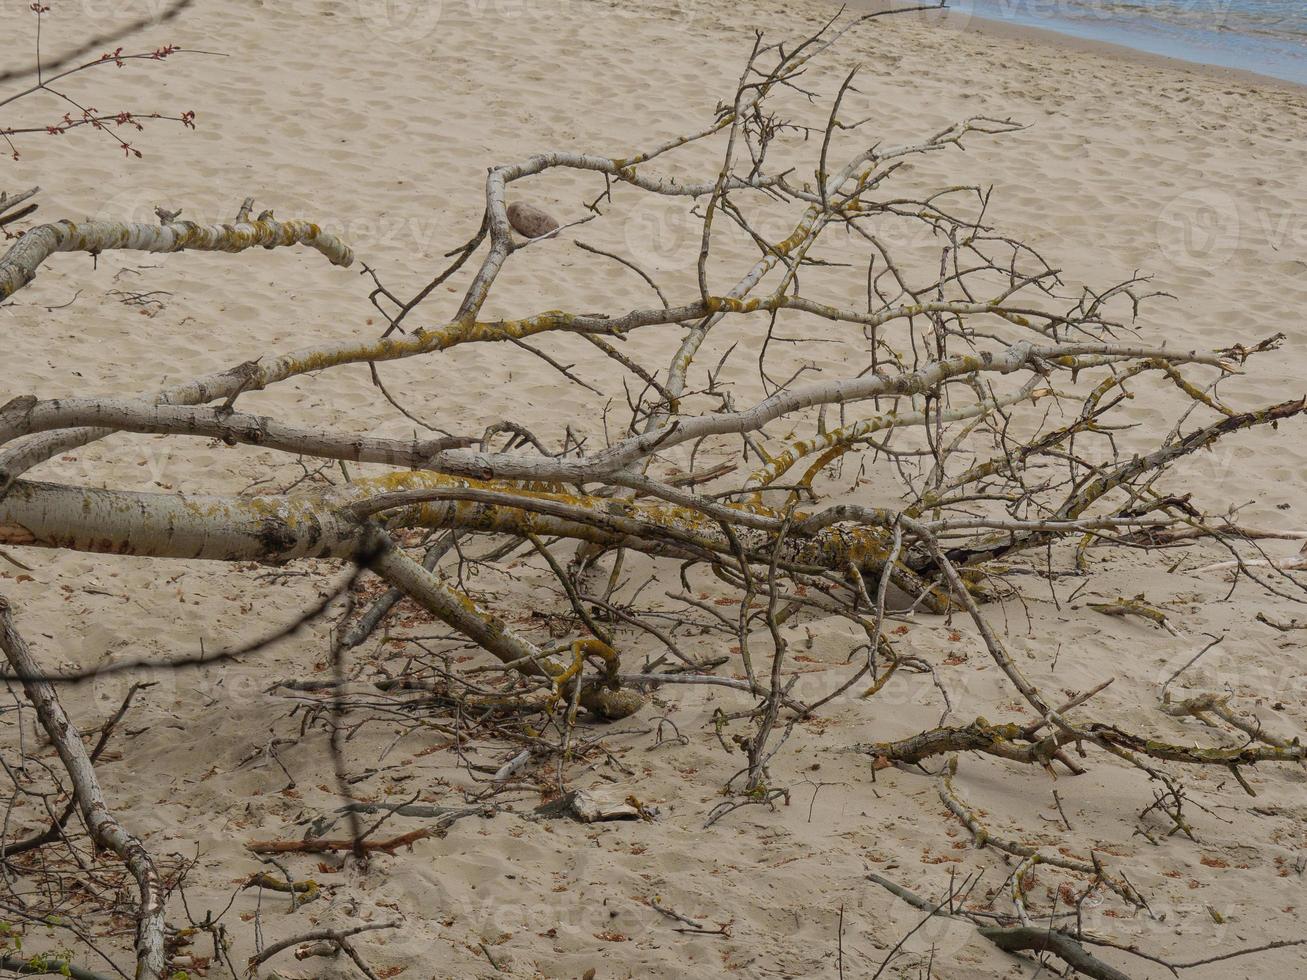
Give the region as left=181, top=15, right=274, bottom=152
left=842, top=0, right=1307, bottom=94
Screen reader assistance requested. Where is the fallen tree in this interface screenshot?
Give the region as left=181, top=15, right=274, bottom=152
left=2, top=7, right=1306, bottom=978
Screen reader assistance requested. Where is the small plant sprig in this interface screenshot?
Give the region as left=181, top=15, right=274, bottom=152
left=0, top=2, right=209, bottom=161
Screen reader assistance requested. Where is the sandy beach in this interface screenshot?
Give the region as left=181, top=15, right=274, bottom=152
left=2, top=0, right=1307, bottom=977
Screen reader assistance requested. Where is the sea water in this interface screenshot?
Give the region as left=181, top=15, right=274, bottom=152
left=959, top=0, right=1307, bottom=85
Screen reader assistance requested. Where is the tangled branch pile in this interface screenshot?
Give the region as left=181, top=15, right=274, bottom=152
left=1, top=9, right=1304, bottom=978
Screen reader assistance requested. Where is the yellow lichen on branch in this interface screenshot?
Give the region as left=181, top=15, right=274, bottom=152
left=0, top=213, right=353, bottom=300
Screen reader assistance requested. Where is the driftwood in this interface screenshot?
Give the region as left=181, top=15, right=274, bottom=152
left=246, top=919, right=401, bottom=975
left=246, top=827, right=432, bottom=855
left=534, top=788, right=646, bottom=823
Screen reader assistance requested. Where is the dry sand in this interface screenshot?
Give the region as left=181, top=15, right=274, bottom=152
left=3, top=0, right=1307, bottom=977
